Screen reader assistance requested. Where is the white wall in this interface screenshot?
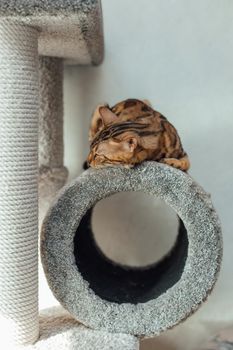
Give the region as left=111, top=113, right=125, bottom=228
left=40, top=1, right=233, bottom=349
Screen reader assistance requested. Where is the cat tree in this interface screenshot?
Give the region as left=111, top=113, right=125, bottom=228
left=0, top=1, right=222, bottom=349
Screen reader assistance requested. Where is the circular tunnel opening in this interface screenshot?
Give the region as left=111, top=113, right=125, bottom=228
left=92, top=192, right=180, bottom=267
left=73, top=192, right=188, bottom=304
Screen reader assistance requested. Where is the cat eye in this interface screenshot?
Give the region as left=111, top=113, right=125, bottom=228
left=110, top=139, right=121, bottom=144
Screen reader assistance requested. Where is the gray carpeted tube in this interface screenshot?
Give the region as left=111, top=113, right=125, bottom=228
left=41, top=162, right=222, bottom=337
left=25, top=307, right=139, bottom=350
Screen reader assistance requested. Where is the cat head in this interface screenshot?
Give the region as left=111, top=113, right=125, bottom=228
left=87, top=99, right=155, bottom=168
left=88, top=127, right=139, bottom=168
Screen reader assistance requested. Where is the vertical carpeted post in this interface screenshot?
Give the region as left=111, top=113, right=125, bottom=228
left=38, top=57, right=68, bottom=225
left=0, top=21, right=39, bottom=345
left=39, top=57, right=64, bottom=169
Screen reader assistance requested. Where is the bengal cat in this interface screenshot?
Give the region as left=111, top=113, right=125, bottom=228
left=87, top=99, right=190, bottom=171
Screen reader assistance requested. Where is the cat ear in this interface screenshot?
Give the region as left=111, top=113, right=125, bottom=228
left=99, top=106, right=118, bottom=125
left=122, top=137, right=138, bottom=153
left=143, top=99, right=152, bottom=107
left=89, top=105, right=118, bottom=141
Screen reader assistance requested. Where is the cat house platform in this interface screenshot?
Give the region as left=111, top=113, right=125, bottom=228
left=0, top=0, right=104, bottom=64
left=41, top=161, right=222, bottom=337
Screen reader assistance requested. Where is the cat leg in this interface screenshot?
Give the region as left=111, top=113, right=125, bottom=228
left=160, top=155, right=190, bottom=172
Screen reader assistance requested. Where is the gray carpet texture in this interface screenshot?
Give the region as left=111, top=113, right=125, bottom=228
left=0, top=0, right=104, bottom=64
left=38, top=57, right=68, bottom=226
left=41, top=161, right=222, bottom=337
left=25, top=306, right=139, bottom=350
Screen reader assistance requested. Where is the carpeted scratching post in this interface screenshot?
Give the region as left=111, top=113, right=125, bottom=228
left=39, top=57, right=68, bottom=226
left=41, top=162, right=222, bottom=338
left=0, top=21, right=39, bottom=345
left=0, top=0, right=104, bottom=346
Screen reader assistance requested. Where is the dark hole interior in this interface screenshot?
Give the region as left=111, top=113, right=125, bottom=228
left=74, top=207, right=188, bottom=304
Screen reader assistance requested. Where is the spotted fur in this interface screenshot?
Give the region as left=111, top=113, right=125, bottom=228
left=87, top=99, right=190, bottom=171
